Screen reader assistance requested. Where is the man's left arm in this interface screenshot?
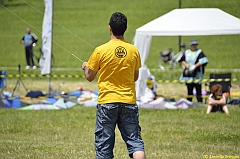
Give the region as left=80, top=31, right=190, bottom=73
left=31, top=33, right=38, bottom=43
left=198, top=51, right=208, bottom=66
left=134, top=70, right=139, bottom=82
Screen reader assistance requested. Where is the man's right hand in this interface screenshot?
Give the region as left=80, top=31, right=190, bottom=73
left=188, top=65, right=196, bottom=73
left=28, top=41, right=33, bottom=46
left=82, top=62, right=87, bottom=70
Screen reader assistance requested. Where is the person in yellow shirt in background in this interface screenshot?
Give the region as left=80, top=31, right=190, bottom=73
left=82, top=12, right=146, bottom=159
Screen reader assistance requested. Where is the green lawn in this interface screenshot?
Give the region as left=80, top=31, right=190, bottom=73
left=0, top=0, right=239, bottom=70
left=0, top=1, right=240, bottom=158
left=0, top=106, right=239, bottom=159
left=1, top=0, right=240, bottom=80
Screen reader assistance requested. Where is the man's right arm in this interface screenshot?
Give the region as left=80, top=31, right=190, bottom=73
left=20, top=37, right=24, bottom=44
left=180, top=52, right=189, bottom=69
left=82, top=62, right=97, bottom=82
left=181, top=61, right=189, bottom=69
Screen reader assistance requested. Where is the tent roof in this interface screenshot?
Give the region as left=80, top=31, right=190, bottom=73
left=136, top=8, right=240, bottom=36
left=134, top=8, right=240, bottom=99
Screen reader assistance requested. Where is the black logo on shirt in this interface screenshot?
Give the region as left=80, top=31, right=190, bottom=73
left=115, top=46, right=127, bottom=58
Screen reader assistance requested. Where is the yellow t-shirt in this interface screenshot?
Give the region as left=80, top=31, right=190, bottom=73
left=86, top=39, right=141, bottom=104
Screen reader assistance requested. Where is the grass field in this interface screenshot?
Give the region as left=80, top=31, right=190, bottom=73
left=1, top=79, right=240, bottom=159
left=1, top=0, right=240, bottom=159
left=0, top=105, right=239, bottom=159
left=0, top=0, right=240, bottom=78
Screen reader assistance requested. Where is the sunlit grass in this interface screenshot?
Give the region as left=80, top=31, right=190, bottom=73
left=0, top=106, right=239, bottom=158
left=0, top=1, right=240, bottom=158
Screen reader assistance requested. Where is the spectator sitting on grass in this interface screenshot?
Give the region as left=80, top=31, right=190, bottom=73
left=206, top=84, right=229, bottom=114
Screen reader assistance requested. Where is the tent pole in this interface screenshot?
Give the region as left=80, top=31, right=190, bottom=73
left=48, top=0, right=54, bottom=96
left=48, top=75, right=51, bottom=95
left=178, top=0, right=182, bottom=51
left=178, top=36, right=182, bottom=51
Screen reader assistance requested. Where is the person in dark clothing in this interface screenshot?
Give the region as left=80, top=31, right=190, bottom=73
left=21, top=27, right=38, bottom=69
left=179, top=39, right=208, bottom=103
left=206, top=84, right=229, bottom=114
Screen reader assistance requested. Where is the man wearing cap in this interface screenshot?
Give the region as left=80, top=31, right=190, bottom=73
left=20, top=27, right=38, bottom=69
left=179, top=39, right=208, bottom=103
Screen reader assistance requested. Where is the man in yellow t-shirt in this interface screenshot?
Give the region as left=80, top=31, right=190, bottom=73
left=82, top=12, right=145, bottom=159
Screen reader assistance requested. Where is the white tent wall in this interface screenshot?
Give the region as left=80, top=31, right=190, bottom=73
left=133, top=34, right=152, bottom=98
left=133, top=8, right=240, bottom=100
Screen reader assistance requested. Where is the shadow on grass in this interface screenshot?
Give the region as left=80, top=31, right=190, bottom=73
left=2, top=3, right=27, bottom=7
left=0, top=0, right=27, bottom=7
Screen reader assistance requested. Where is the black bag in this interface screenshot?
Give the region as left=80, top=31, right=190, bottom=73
left=26, top=90, right=44, bottom=98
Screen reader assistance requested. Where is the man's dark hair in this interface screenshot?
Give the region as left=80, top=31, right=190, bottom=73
left=109, top=12, right=127, bottom=36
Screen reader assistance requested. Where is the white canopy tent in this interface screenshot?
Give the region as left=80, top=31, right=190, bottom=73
left=133, top=8, right=240, bottom=99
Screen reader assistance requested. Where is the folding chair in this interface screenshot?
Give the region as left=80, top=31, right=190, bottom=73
left=209, top=73, right=232, bottom=102
left=0, top=70, right=7, bottom=93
